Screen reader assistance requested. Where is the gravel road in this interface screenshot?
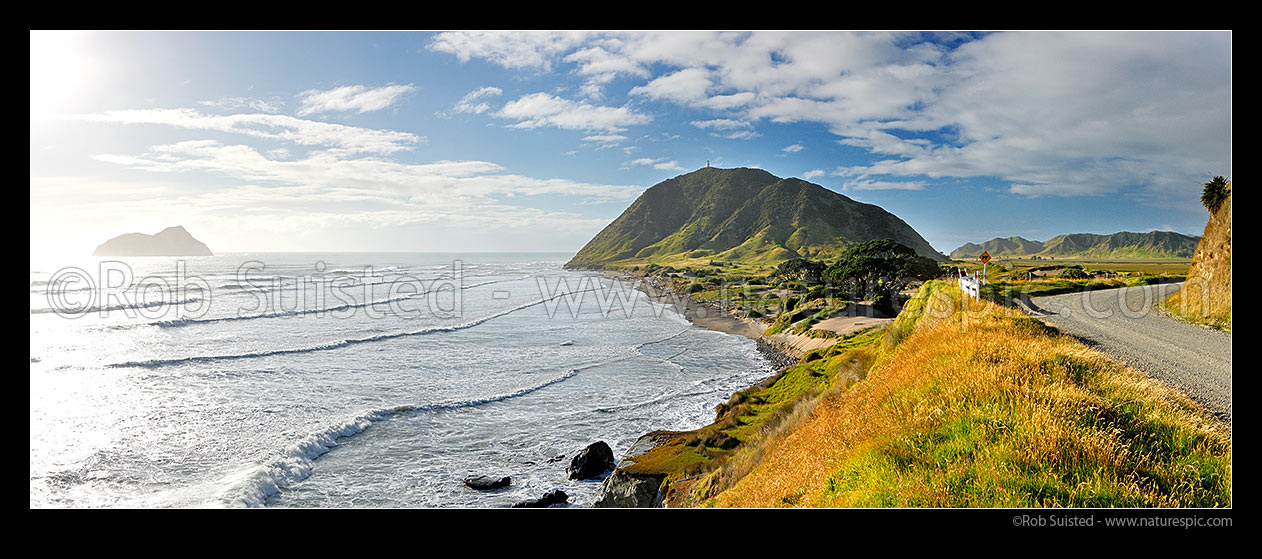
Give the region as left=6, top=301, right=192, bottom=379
left=1025, top=281, right=1231, bottom=422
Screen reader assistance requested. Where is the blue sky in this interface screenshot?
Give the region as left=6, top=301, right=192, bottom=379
left=30, top=30, right=1232, bottom=257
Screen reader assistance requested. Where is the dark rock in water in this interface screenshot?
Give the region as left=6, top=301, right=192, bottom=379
left=510, top=489, right=568, bottom=508
left=547, top=454, right=566, bottom=463
left=463, top=475, right=511, bottom=490
left=566, top=441, right=616, bottom=480
left=92, top=225, right=213, bottom=257
left=593, top=433, right=671, bottom=508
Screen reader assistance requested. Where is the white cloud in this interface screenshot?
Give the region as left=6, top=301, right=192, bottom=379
left=824, top=32, right=1231, bottom=200
left=428, top=31, right=593, bottom=70
left=495, top=92, right=650, bottom=132
left=199, top=96, right=283, bottom=113
left=67, top=108, right=421, bottom=155
left=432, top=31, right=1231, bottom=203
left=630, top=68, right=713, bottom=104
left=690, top=118, right=752, bottom=130
left=782, top=143, right=805, bottom=153
left=802, top=169, right=825, bottom=179
left=844, top=179, right=927, bottom=191
left=56, top=132, right=652, bottom=252
left=621, top=157, right=685, bottom=171
left=721, top=130, right=761, bottom=140
left=582, top=134, right=627, bottom=148
left=454, top=86, right=503, bottom=114
left=30, top=174, right=621, bottom=253
left=691, top=118, right=759, bottom=140
left=564, top=45, right=651, bottom=99
left=296, top=84, right=416, bottom=116
left=91, top=140, right=642, bottom=202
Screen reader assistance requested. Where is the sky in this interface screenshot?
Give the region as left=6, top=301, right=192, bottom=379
left=30, top=30, right=1232, bottom=258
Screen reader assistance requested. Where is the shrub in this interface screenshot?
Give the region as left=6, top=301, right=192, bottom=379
left=1058, top=266, right=1088, bottom=279
left=1200, top=175, right=1230, bottom=212
left=783, top=296, right=799, bottom=312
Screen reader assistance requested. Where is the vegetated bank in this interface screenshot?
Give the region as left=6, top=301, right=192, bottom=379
left=702, top=281, right=1230, bottom=507
left=1164, top=178, right=1231, bottom=332
left=599, top=279, right=1230, bottom=507
left=567, top=166, right=1226, bottom=508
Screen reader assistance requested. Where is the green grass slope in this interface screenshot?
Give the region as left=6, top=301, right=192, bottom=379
left=567, top=167, right=944, bottom=268
left=706, top=281, right=1230, bottom=508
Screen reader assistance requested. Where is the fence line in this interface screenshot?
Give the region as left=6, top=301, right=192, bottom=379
left=959, top=271, right=981, bottom=300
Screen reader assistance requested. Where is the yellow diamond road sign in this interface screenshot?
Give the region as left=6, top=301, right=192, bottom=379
left=979, top=251, right=991, bottom=263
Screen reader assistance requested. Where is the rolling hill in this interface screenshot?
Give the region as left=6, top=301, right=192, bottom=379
left=566, top=167, right=944, bottom=268
left=950, top=231, right=1199, bottom=260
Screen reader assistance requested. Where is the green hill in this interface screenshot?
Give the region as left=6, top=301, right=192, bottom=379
left=950, top=236, right=1045, bottom=259
left=950, top=231, right=1199, bottom=260
left=566, top=167, right=944, bottom=268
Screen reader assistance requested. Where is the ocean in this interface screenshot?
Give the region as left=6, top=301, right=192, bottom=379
left=29, top=252, right=775, bottom=508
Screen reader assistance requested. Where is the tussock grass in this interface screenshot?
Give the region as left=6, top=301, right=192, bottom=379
left=624, top=327, right=883, bottom=505
left=706, top=281, right=1230, bottom=508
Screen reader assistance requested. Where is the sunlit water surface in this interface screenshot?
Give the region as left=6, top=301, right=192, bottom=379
left=30, top=252, right=773, bottom=507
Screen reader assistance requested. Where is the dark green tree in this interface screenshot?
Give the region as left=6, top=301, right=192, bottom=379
left=1058, top=266, right=1088, bottom=279
left=1201, top=176, right=1230, bottom=212
left=772, top=258, right=827, bottom=284
left=823, top=239, right=942, bottom=313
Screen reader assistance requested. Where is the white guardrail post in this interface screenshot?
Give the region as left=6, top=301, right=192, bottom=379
left=958, top=271, right=980, bottom=301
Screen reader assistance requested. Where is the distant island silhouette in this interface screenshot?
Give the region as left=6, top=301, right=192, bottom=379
left=92, top=226, right=213, bottom=256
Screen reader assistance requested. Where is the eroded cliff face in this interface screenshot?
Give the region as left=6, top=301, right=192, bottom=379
left=1167, top=182, right=1231, bottom=330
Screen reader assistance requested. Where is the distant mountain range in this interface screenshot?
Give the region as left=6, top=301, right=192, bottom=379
left=566, top=167, right=944, bottom=268
left=950, top=231, right=1200, bottom=260
left=93, top=226, right=213, bottom=256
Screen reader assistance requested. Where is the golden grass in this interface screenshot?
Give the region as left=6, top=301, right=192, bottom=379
left=706, top=281, right=1230, bottom=508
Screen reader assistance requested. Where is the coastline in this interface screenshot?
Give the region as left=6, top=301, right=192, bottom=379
left=584, top=268, right=806, bottom=507
left=596, top=269, right=797, bottom=369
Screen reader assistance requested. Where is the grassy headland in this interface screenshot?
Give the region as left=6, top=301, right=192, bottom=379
left=571, top=186, right=1224, bottom=507
left=597, top=261, right=1229, bottom=507
left=566, top=167, right=946, bottom=269
left=702, top=281, right=1230, bottom=507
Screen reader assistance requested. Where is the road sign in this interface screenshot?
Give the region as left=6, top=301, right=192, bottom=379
left=979, top=251, right=991, bottom=263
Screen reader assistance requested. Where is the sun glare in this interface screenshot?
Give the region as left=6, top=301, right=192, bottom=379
left=30, top=31, right=88, bottom=118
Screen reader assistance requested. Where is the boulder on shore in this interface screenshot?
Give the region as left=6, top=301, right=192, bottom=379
left=463, top=475, right=511, bottom=490
left=592, top=432, right=671, bottom=508
left=593, top=469, right=667, bottom=508
left=566, top=441, right=615, bottom=480
left=509, top=489, right=568, bottom=508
